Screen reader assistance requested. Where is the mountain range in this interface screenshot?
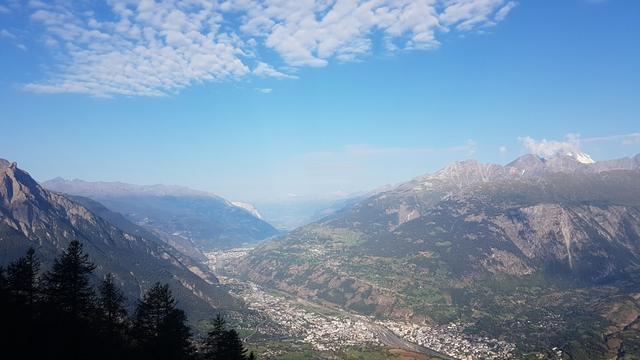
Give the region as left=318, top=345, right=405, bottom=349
left=0, top=159, right=240, bottom=320
left=233, top=152, right=640, bottom=358
left=4, top=152, right=640, bottom=358
left=43, top=178, right=279, bottom=251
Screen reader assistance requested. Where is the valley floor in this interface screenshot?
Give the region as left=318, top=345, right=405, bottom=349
left=206, top=249, right=516, bottom=360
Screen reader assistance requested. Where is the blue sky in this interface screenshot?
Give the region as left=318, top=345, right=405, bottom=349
left=0, top=0, right=639, bottom=202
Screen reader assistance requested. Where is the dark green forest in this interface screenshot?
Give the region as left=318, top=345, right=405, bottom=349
left=0, top=241, right=254, bottom=360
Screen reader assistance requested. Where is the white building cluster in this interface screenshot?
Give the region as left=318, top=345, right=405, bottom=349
left=377, top=320, right=515, bottom=359
left=233, top=282, right=381, bottom=351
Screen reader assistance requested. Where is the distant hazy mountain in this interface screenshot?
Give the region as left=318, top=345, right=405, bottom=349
left=0, top=159, right=239, bottom=319
left=256, top=187, right=394, bottom=231
left=235, top=152, right=640, bottom=358
left=43, top=178, right=278, bottom=250
left=231, top=201, right=263, bottom=219
left=253, top=200, right=335, bottom=230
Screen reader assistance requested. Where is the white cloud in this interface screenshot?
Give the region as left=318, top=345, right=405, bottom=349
left=499, top=145, right=507, bottom=154
left=519, top=134, right=582, bottom=158
left=495, top=1, right=517, bottom=22
left=520, top=132, right=640, bottom=158
left=441, top=0, right=511, bottom=30
left=24, top=0, right=517, bottom=97
left=0, top=29, right=16, bottom=39
left=253, top=62, right=297, bottom=79
left=256, top=87, right=273, bottom=93
left=0, top=5, right=10, bottom=14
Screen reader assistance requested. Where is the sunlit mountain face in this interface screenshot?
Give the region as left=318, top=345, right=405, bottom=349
left=2, top=0, right=640, bottom=359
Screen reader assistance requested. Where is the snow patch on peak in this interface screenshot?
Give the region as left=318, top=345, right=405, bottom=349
left=231, top=201, right=263, bottom=219
left=566, top=152, right=595, bottom=164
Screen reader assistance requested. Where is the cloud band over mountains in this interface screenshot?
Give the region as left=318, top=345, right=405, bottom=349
left=519, top=133, right=640, bottom=158
left=18, top=0, right=517, bottom=97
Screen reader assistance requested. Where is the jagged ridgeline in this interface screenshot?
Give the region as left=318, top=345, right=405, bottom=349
left=0, top=159, right=240, bottom=319
left=234, top=153, right=640, bottom=357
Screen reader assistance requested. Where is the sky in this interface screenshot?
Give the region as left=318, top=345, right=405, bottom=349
left=0, top=0, right=639, bottom=203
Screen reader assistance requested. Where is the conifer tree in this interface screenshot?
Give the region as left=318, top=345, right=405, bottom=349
left=132, top=282, right=194, bottom=360
left=6, top=247, right=40, bottom=306
left=222, top=329, right=248, bottom=360
left=204, top=313, right=227, bottom=358
left=41, top=240, right=98, bottom=360
left=97, top=273, right=129, bottom=359
left=0, top=248, right=258, bottom=360
left=203, top=313, right=250, bottom=360
left=43, top=240, right=97, bottom=319
left=0, top=266, right=6, bottom=304
left=98, top=273, right=128, bottom=334
left=5, top=248, right=42, bottom=357
left=0, top=266, right=8, bottom=351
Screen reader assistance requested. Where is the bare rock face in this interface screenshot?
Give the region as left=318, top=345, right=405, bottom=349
left=0, top=159, right=239, bottom=319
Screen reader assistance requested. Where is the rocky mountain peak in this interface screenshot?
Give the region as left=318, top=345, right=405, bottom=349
left=506, top=152, right=596, bottom=173
left=0, top=158, right=50, bottom=213
left=565, top=151, right=595, bottom=164
left=506, top=154, right=545, bottom=169
left=434, top=159, right=495, bottom=180
left=380, top=152, right=640, bottom=203
left=411, top=159, right=510, bottom=191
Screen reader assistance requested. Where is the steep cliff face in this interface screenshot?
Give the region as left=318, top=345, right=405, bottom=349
left=0, top=159, right=240, bottom=319
left=490, top=203, right=640, bottom=278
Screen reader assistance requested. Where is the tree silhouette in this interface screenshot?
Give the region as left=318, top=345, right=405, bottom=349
left=204, top=313, right=227, bottom=358
left=132, top=282, right=194, bottom=360
left=4, top=248, right=41, bottom=357
left=43, top=240, right=97, bottom=319
left=223, top=329, right=249, bottom=359
left=0, top=266, right=6, bottom=304
left=0, top=247, right=255, bottom=360
left=98, top=273, right=128, bottom=333
left=0, top=266, right=10, bottom=354
left=6, top=247, right=40, bottom=306
left=97, top=273, right=129, bottom=359
left=41, top=240, right=98, bottom=359
left=203, top=313, right=250, bottom=360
